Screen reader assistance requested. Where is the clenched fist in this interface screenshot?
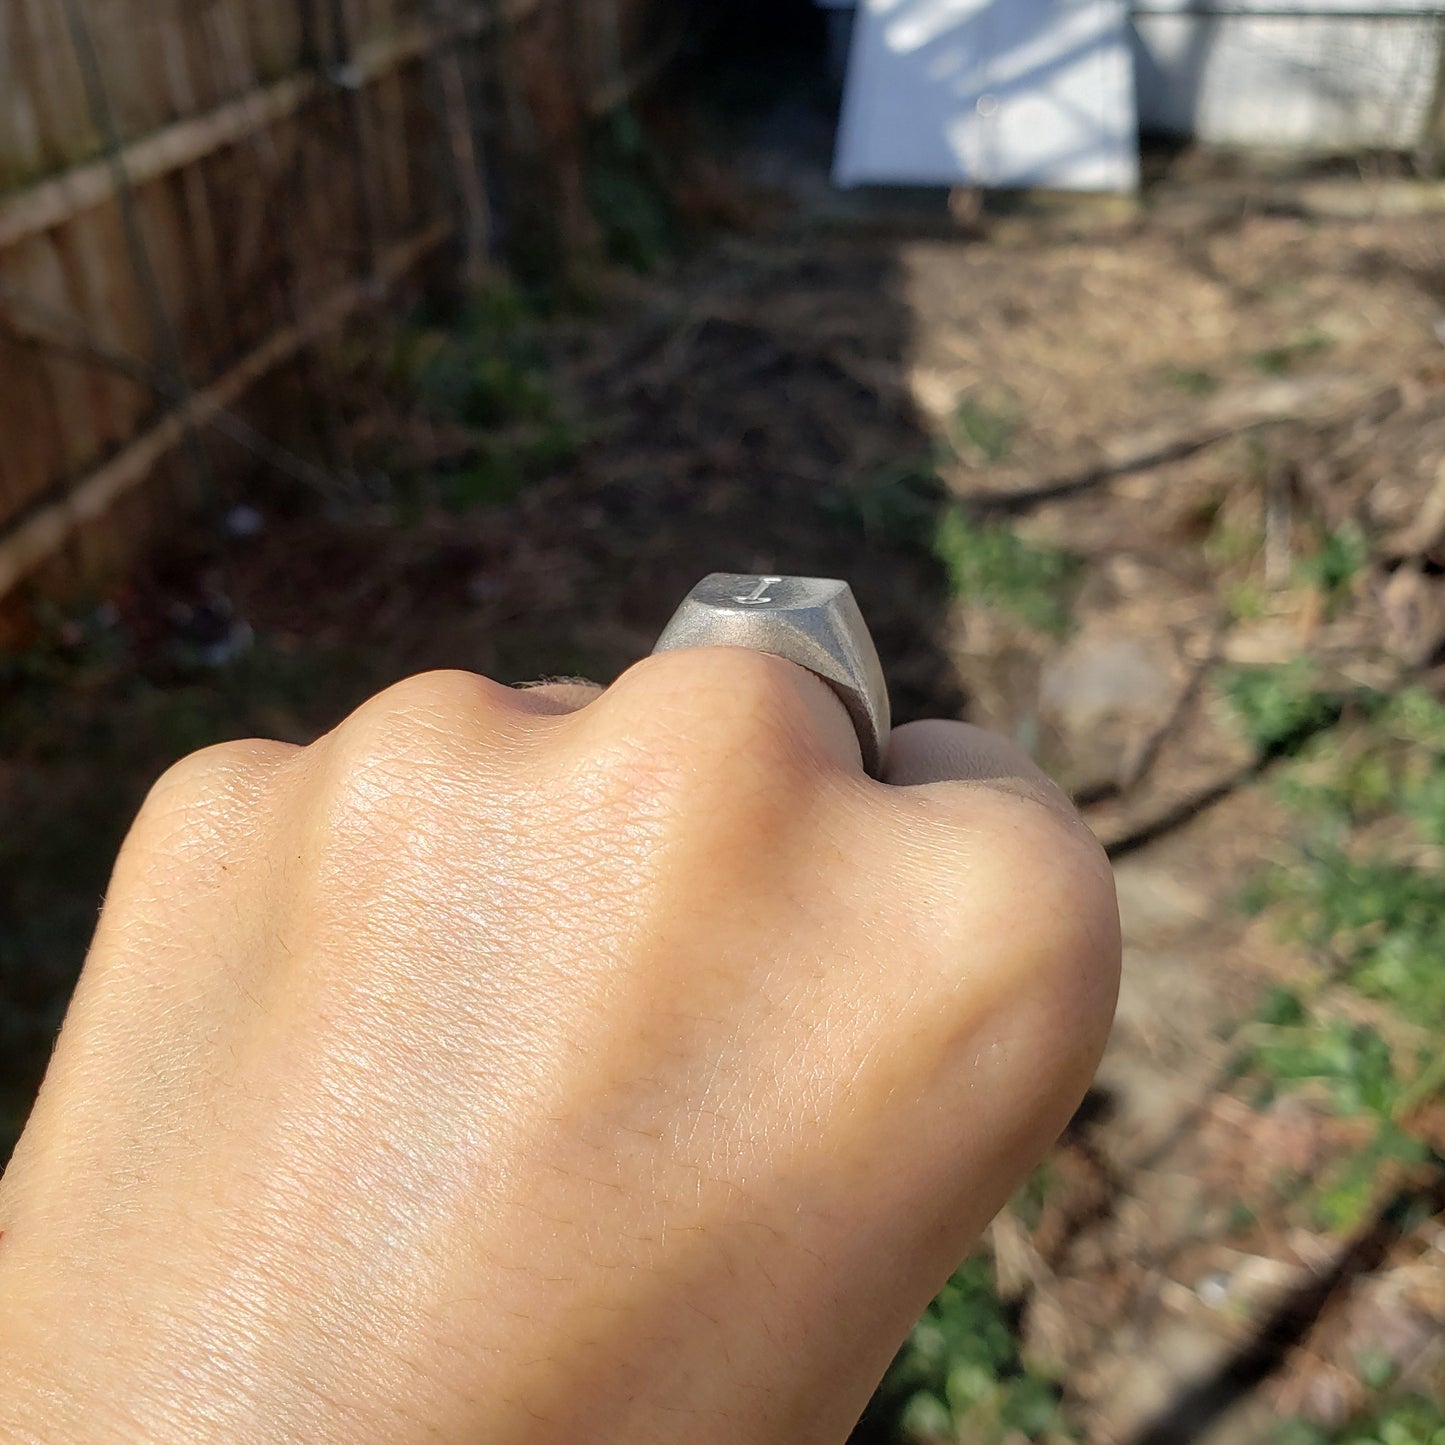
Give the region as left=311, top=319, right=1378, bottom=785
left=0, top=648, right=1118, bottom=1444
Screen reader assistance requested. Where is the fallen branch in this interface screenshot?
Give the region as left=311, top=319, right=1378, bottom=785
left=960, top=375, right=1397, bottom=515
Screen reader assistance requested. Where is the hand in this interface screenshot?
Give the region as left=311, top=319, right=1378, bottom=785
left=0, top=649, right=1119, bottom=1444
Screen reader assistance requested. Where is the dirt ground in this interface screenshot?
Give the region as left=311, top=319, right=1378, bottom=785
left=4, top=126, right=1445, bottom=1441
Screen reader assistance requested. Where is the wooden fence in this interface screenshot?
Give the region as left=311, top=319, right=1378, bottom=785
left=0, top=0, right=677, bottom=601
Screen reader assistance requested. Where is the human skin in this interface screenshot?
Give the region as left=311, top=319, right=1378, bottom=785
left=0, top=647, right=1119, bottom=1444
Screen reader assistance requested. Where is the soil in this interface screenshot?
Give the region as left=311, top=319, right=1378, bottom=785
left=4, top=124, right=1445, bottom=1441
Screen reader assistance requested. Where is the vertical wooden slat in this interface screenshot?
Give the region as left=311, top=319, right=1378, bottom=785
left=242, top=0, right=304, bottom=87
left=213, top=0, right=261, bottom=98
left=154, top=9, right=228, bottom=369
left=176, top=0, right=225, bottom=116
left=0, top=0, right=664, bottom=598
left=203, top=1, right=292, bottom=369
left=375, top=67, right=412, bottom=241
left=53, top=204, right=155, bottom=451
left=0, top=327, right=67, bottom=519
left=427, top=17, right=494, bottom=283
left=0, top=237, right=96, bottom=508
left=1, top=8, right=47, bottom=187
left=87, top=0, right=161, bottom=141
left=13, top=0, right=96, bottom=173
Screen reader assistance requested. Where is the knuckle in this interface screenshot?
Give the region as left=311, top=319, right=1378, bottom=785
left=973, top=789, right=1120, bottom=985
left=325, top=670, right=517, bottom=779
left=129, top=740, right=294, bottom=870
left=601, top=648, right=826, bottom=779
left=906, top=783, right=1118, bottom=993
left=143, top=739, right=292, bottom=817
left=557, top=650, right=826, bottom=863
left=309, top=673, right=530, bottom=858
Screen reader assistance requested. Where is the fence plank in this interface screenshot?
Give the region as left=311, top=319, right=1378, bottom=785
left=9, top=0, right=96, bottom=176
left=0, top=222, right=450, bottom=596
left=0, top=4, right=513, bottom=251
left=0, top=0, right=678, bottom=601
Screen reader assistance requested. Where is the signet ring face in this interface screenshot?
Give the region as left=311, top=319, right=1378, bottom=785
left=652, top=574, right=891, bottom=777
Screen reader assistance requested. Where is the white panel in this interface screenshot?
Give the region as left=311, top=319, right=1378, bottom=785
left=1132, top=0, right=1441, bottom=14
left=834, top=0, right=1139, bottom=192
left=1131, top=11, right=1442, bottom=147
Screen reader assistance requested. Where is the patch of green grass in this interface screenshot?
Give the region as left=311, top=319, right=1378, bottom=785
left=835, top=463, right=946, bottom=548
left=442, top=420, right=581, bottom=511
left=409, top=297, right=555, bottom=432
left=1204, top=516, right=1264, bottom=570
left=1234, top=688, right=1445, bottom=1230
left=1220, top=662, right=1344, bottom=757
left=586, top=106, right=676, bottom=273
left=1272, top=1395, right=1445, bottom=1445
left=1251, top=332, right=1334, bottom=376
left=1162, top=366, right=1220, bottom=397
left=1299, top=524, right=1367, bottom=615
left=1276, top=851, right=1445, bottom=1029
left=384, top=282, right=580, bottom=509
left=1225, top=1200, right=1258, bottom=1236
left=934, top=507, right=1079, bottom=636
left=863, top=1254, right=1070, bottom=1443
left=1245, top=1007, right=1402, bottom=1117
left=1312, top=1122, right=1432, bottom=1232
left=1225, top=578, right=1270, bottom=622
left=1357, top=1350, right=1399, bottom=1394
left=949, top=393, right=1022, bottom=464
left=1010, top=1163, right=1055, bottom=1231
left=1248, top=691, right=1445, bottom=1033
left=1240, top=996, right=1432, bottom=1230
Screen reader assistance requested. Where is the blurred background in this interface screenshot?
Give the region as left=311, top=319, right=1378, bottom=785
left=3, top=0, right=1445, bottom=1439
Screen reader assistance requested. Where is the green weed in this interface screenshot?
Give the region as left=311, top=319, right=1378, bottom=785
left=387, top=283, right=580, bottom=508
left=1251, top=333, right=1334, bottom=377
left=586, top=106, right=676, bottom=273
left=1232, top=687, right=1445, bottom=1231
left=1251, top=690, right=1445, bottom=1032
left=836, top=464, right=946, bottom=548
left=1162, top=367, right=1220, bottom=397
left=864, top=1255, right=1069, bottom=1443
left=410, top=298, right=554, bottom=432
left=1204, top=516, right=1263, bottom=570
left=1225, top=578, right=1270, bottom=622
left=1272, top=1395, right=1445, bottom=1445
left=1225, top=1200, right=1258, bottom=1236
left=1312, top=1123, right=1432, bottom=1232
left=1240, top=997, right=1433, bottom=1230
left=950, top=394, right=1022, bottom=464
left=442, top=421, right=581, bottom=510
left=1245, top=1007, right=1402, bottom=1117
left=1220, top=662, right=1343, bottom=756
left=1299, top=525, right=1367, bottom=615
left=933, top=508, right=1079, bottom=636
left=1011, top=1163, right=1055, bottom=1231
left=1358, top=1349, right=1400, bottom=1394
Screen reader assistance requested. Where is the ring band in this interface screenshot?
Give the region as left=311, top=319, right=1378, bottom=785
left=652, top=574, right=891, bottom=776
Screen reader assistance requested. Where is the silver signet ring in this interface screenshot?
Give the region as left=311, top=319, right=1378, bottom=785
left=652, top=574, right=891, bottom=777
